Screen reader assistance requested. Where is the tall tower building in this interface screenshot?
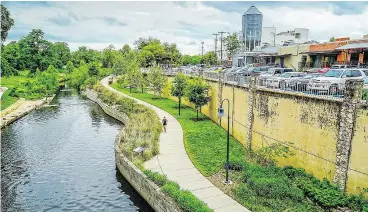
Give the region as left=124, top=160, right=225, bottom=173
left=242, top=5, right=263, bottom=51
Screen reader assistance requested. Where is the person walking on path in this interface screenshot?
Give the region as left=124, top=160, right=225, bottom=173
left=162, top=117, right=168, bottom=133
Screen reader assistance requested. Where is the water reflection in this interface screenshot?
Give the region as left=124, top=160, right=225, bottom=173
left=1, top=91, right=153, bottom=212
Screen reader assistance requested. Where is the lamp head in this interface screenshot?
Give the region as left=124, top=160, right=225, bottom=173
left=218, top=107, right=225, bottom=117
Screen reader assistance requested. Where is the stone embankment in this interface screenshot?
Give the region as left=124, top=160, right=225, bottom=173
left=1, top=95, right=55, bottom=129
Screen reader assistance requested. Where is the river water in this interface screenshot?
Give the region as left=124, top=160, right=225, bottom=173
left=1, top=90, right=153, bottom=212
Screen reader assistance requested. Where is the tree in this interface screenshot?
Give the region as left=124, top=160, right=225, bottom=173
left=148, top=65, right=166, bottom=96
left=329, top=37, right=336, bottom=42
left=1, top=56, right=16, bottom=76
left=88, top=63, right=99, bottom=76
left=223, top=33, right=240, bottom=59
left=52, top=42, right=71, bottom=69
left=71, top=46, right=101, bottom=66
left=65, top=61, right=74, bottom=73
left=18, top=29, right=56, bottom=72
left=139, top=42, right=166, bottom=67
left=201, top=51, right=218, bottom=65
left=1, top=4, right=14, bottom=42
left=171, top=73, right=187, bottom=115
left=185, top=77, right=210, bottom=120
left=163, top=42, right=181, bottom=66
left=134, top=37, right=161, bottom=50
left=1, top=41, right=21, bottom=70
left=119, top=44, right=131, bottom=56
left=102, top=44, right=116, bottom=68
left=180, top=55, right=201, bottom=65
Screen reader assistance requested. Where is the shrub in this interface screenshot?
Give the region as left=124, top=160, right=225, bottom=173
left=144, top=170, right=168, bottom=187
left=283, top=166, right=368, bottom=210
left=162, top=182, right=212, bottom=212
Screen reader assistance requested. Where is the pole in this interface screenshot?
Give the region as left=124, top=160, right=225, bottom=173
left=218, top=31, right=226, bottom=61
left=213, top=33, right=219, bottom=59
left=201, top=41, right=204, bottom=57
left=220, top=98, right=231, bottom=184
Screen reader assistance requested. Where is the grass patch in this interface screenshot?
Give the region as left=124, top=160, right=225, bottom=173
left=1, top=89, right=19, bottom=111
left=111, top=82, right=368, bottom=212
left=144, top=170, right=213, bottom=212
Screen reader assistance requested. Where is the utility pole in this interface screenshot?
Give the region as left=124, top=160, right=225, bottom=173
left=213, top=33, right=219, bottom=58
left=201, top=41, right=204, bottom=56
left=218, top=31, right=226, bottom=61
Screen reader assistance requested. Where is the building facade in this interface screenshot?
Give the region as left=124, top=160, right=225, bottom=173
left=242, top=5, right=263, bottom=51
left=261, top=27, right=309, bottom=47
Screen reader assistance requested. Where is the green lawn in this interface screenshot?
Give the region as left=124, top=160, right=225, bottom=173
left=111, top=83, right=245, bottom=176
left=1, top=89, right=19, bottom=111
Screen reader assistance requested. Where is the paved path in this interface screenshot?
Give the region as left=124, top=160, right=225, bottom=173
left=101, top=78, right=250, bottom=212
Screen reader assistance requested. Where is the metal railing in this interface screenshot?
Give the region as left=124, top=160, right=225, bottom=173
left=256, top=77, right=346, bottom=100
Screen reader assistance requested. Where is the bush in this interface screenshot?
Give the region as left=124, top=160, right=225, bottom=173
left=283, top=166, right=368, bottom=210
left=162, top=182, right=212, bottom=212
left=144, top=170, right=169, bottom=187
left=248, top=176, right=304, bottom=201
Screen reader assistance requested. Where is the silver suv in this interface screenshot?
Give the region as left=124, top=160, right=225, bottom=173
left=307, top=68, right=368, bottom=95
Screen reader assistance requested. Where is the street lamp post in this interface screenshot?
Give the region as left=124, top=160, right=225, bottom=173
left=218, top=98, right=231, bottom=184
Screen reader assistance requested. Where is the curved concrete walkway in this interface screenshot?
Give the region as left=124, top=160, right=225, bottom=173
left=101, top=77, right=250, bottom=212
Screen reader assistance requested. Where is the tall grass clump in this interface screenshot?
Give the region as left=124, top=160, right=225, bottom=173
left=92, top=84, right=161, bottom=167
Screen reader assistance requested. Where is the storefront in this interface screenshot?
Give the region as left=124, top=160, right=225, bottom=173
left=336, top=42, right=368, bottom=67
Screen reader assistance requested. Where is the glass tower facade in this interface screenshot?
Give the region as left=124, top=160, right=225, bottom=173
left=242, top=6, right=263, bottom=51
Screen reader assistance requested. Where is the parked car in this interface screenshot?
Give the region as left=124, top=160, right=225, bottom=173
left=330, top=64, right=356, bottom=69
left=289, top=73, right=324, bottom=91
left=318, top=68, right=330, bottom=74
left=266, top=72, right=306, bottom=89
left=246, top=66, right=272, bottom=76
left=307, top=68, right=368, bottom=95
left=306, top=68, right=321, bottom=73
left=259, top=68, right=294, bottom=86
left=364, top=77, right=368, bottom=90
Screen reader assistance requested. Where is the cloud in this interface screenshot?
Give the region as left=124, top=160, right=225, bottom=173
left=3, top=1, right=368, bottom=55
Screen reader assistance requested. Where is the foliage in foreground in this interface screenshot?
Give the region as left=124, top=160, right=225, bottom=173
left=144, top=170, right=213, bottom=212
left=92, top=84, right=161, bottom=169
left=111, top=84, right=368, bottom=212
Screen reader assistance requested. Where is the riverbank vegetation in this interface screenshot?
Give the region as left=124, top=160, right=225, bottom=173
left=144, top=170, right=213, bottom=212
left=111, top=80, right=368, bottom=212
left=91, top=84, right=161, bottom=169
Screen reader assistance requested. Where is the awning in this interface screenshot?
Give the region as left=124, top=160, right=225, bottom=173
left=336, top=43, right=368, bottom=50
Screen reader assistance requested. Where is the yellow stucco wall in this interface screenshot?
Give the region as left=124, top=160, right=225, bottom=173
left=163, top=77, right=367, bottom=192
left=347, top=107, right=368, bottom=194
left=252, top=90, right=340, bottom=181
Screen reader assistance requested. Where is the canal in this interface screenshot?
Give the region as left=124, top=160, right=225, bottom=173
left=1, top=90, right=153, bottom=212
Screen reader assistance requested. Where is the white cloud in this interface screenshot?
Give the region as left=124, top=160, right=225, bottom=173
left=4, top=2, right=368, bottom=55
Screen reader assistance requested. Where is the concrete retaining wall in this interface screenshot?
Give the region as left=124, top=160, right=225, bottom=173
left=86, top=88, right=183, bottom=212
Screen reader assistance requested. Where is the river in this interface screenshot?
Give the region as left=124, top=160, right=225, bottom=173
left=1, top=90, right=153, bottom=212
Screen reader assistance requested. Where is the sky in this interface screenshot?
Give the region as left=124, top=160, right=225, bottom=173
left=3, top=1, right=368, bottom=55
